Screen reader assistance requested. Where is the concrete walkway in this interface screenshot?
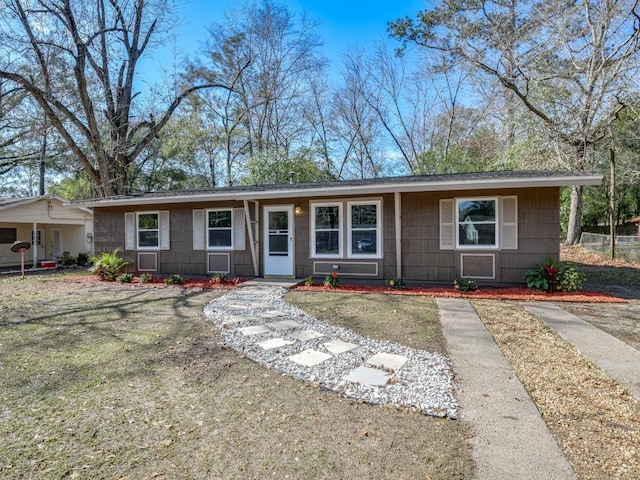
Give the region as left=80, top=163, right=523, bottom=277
left=524, top=302, right=640, bottom=400
left=437, top=298, right=576, bottom=480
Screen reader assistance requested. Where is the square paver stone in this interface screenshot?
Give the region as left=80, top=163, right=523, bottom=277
left=288, top=329, right=324, bottom=341
left=238, top=325, right=271, bottom=336
left=257, top=337, right=294, bottom=350
left=226, top=314, right=256, bottom=324
left=288, top=348, right=332, bottom=367
left=366, top=352, right=408, bottom=371
left=267, top=319, right=301, bottom=330
left=260, top=310, right=288, bottom=318
left=323, top=340, right=358, bottom=355
left=343, top=365, right=390, bottom=387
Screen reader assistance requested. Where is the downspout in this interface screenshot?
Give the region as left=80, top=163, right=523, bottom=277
left=394, top=192, right=402, bottom=279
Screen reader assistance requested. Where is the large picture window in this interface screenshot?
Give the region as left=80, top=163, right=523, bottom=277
left=348, top=201, right=380, bottom=257
left=312, top=204, right=341, bottom=256
left=456, top=198, right=497, bottom=248
left=310, top=199, right=382, bottom=259
left=137, top=212, right=159, bottom=249
left=208, top=209, right=233, bottom=249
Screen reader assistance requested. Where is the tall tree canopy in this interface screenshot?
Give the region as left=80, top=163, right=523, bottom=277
left=390, top=0, right=640, bottom=243
left=0, top=0, right=227, bottom=196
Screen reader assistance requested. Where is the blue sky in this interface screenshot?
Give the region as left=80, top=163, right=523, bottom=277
left=143, top=0, right=428, bottom=79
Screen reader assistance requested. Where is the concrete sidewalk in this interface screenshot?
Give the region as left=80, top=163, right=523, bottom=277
left=438, top=298, right=576, bottom=480
left=524, top=302, right=640, bottom=400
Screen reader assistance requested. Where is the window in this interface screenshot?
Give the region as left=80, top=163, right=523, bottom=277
left=348, top=201, right=381, bottom=257
left=456, top=198, right=497, bottom=248
left=208, top=209, right=233, bottom=249
left=31, top=230, right=42, bottom=246
left=0, top=227, right=17, bottom=244
left=310, top=199, right=382, bottom=259
left=137, top=212, right=159, bottom=249
left=312, top=204, right=341, bottom=256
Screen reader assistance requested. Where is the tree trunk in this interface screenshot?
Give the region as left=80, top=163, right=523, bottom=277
left=565, top=184, right=584, bottom=245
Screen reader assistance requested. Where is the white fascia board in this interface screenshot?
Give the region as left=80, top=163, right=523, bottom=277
left=77, top=174, right=603, bottom=208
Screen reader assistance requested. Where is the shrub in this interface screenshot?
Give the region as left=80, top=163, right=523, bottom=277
left=164, top=274, right=183, bottom=285
left=77, top=252, right=89, bottom=266
left=323, top=271, right=340, bottom=288
left=211, top=272, right=227, bottom=284
left=138, top=273, right=153, bottom=284
left=59, top=254, right=77, bottom=267
left=117, top=272, right=134, bottom=283
left=304, top=276, right=314, bottom=286
left=387, top=277, right=406, bottom=289
left=556, top=262, right=586, bottom=292
left=90, top=249, right=129, bottom=281
left=525, top=259, right=585, bottom=292
left=454, top=277, right=477, bottom=292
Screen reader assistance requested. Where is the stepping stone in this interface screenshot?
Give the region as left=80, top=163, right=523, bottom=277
left=260, top=310, right=288, bottom=318
left=225, top=304, right=249, bottom=311
left=249, top=302, right=273, bottom=308
left=288, top=348, right=332, bottom=367
left=323, top=340, right=358, bottom=355
left=238, top=325, right=271, bottom=336
left=257, top=337, right=294, bottom=350
left=226, top=314, right=256, bottom=324
left=288, top=329, right=324, bottom=341
left=268, top=319, right=301, bottom=330
left=366, top=352, right=408, bottom=371
left=343, top=365, right=390, bottom=387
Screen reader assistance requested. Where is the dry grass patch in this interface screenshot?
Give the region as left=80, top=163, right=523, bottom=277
left=284, top=291, right=445, bottom=353
left=472, top=300, right=639, bottom=480
left=0, top=274, right=472, bottom=479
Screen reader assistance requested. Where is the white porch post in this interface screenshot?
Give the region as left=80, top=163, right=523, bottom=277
left=394, top=192, right=402, bottom=279
left=243, top=200, right=259, bottom=276
left=32, top=222, right=38, bottom=268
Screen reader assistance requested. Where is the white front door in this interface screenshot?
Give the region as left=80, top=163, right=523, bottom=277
left=264, top=205, right=294, bottom=276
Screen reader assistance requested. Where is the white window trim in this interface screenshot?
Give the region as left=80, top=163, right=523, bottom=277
left=455, top=197, right=499, bottom=250
left=136, top=211, right=160, bottom=250
left=206, top=208, right=234, bottom=250
left=310, top=202, right=343, bottom=258
left=347, top=200, right=382, bottom=259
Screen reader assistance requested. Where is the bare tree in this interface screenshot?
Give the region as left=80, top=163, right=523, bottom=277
left=390, top=0, right=640, bottom=243
left=0, top=0, right=229, bottom=196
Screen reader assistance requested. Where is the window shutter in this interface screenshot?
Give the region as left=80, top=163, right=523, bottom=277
left=439, top=199, right=455, bottom=250
left=159, top=211, right=170, bottom=250
left=234, top=208, right=246, bottom=250
left=193, top=209, right=205, bottom=250
left=124, top=212, right=135, bottom=250
left=501, top=196, right=518, bottom=250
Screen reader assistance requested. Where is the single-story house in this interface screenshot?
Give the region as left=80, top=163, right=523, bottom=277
left=0, top=195, right=94, bottom=268
left=75, top=170, right=602, bottom=285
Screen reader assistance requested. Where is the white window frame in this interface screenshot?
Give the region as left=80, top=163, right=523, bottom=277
left=207, top=208, right=234, bottom=250
left=347, top=200, right=382, bottom=259
left=310, top=202, right=343, bottom=258
left=136, top=211, right=160, bottom=250
left=455, top=197, right=499, bottom=250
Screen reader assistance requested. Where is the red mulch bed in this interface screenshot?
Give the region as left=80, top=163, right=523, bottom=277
left=293, top=284, right=626, bottom=303
left=61, top=275, right=624, bottom=303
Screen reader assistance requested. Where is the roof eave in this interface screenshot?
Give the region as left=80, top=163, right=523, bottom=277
left=74, top=174, right=604, bottom=208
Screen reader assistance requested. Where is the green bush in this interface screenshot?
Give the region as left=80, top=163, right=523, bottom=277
left=138, top=273, right=153, bottom=284
left=323, top=272, right=340, bottom=288
left=556, top=263, right=586, bottom=292
left=164, top=274, right=183, bottom=285
left=90, top=249, right=129, bottom=281
left=211, top=272, right=227, bottom=284
left=525, top=259, right=585, bottom=292
left=454, top=277, right=477, bottom=292
left=117, top=272, right=134, bottom=283
left=388, top=277, right=406, bottom=289
left=77, top=252, right=89, bottom=266
left=59, top=254, right=77, bottom=267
